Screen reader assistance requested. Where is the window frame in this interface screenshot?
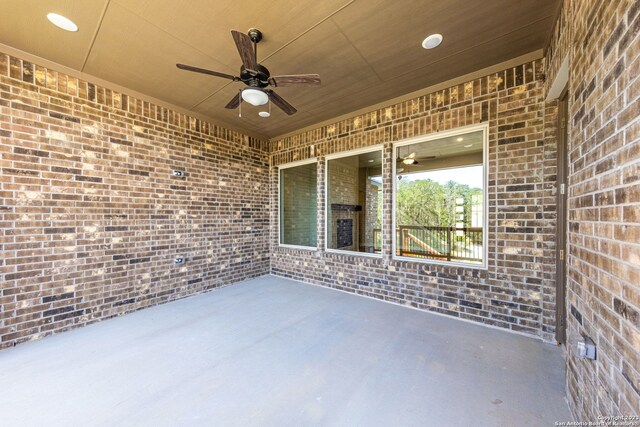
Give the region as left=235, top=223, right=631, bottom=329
left=391, top=123, right=489, bottom=269
left=324, top=145, right=384, bottom=258
left=278, top=158, right=319, bottom=251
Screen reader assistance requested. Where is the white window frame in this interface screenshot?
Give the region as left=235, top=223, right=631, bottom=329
left=324, top=145, right=384, bottom=258
left=392, top=123, right=489, bottom=269
left=278, top=158, right=318, bottom=251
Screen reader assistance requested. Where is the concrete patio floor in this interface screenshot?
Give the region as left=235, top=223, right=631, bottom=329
left=0, top=275, right=570, bottom=426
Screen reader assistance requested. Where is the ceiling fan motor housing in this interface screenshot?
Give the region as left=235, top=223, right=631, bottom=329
left=240, top=64, right=270, bottom=88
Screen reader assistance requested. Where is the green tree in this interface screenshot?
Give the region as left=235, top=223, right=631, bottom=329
left=397, top=178, right=481, bottom=227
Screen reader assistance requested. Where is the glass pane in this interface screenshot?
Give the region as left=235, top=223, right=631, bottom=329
left=327, top=150, right=383, bottom=253
left=395, top=130, right=484, bottom=264
left=280, top=163, right=317, bottom=247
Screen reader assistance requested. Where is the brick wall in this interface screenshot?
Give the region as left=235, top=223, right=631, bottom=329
left=0, top=52, right=270, bottom=350
left=270, top=59, right=561, bottom=341
left=545, top=0, right=640, bottom=418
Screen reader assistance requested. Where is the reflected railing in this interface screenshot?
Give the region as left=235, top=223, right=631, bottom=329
left=373, top=225, right=482, bottom=263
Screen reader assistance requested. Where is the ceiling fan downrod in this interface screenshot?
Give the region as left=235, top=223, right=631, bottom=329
left=248, top=28, right=262, bottom=61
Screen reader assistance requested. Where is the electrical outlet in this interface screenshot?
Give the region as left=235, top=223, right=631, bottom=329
left=577, top=336, right=596, bottom=360
left=174, top=257, right=185, bottom=265
left=172, top=170, right=185, bottom=177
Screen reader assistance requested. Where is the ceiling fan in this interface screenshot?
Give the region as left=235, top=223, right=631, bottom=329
left=176, top=28, right=320, bottom=116
left=396, top=151, right=435, bottom=178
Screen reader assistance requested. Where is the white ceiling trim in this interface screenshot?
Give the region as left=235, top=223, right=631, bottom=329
left=545, top=54, right=569, bottom=101
left=0, top=42, right=544, bottom=144
left=0, top=42, right=270, bottom=141
left=271, top=49, right=544, bottom=141
left=81, top=0, right=111, bottom=72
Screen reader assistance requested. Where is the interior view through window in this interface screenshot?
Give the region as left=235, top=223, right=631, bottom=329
left=326, top=149, right=383, bottom=253
left=394, top=129, right=485, bottom=264
left=279, top=162, right=318, bottom=247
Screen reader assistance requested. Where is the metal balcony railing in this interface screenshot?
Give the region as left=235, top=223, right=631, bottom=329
left=373, top=225, right=483, bottom=263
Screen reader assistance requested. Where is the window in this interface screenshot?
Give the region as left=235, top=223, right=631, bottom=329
left=326, top=148, right=383, bottom=255
left=393, top=126, right=487, bottom=266
left=279, top=160, right=318, bottom=248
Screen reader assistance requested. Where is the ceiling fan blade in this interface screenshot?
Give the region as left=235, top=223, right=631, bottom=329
left=231, top=30, right=257, bottom=70
left=269, top=74, right=321, bottom=87
left=224, top=92, right=242, bottom=109
left=176, top=63, right=238, bottom=81
left=266, top=90, right=297, bottom=115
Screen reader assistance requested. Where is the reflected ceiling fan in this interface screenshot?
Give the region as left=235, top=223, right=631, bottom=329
left=176, top=28, right=320, bottom=116
left=397, top=150, right=436, bottom=165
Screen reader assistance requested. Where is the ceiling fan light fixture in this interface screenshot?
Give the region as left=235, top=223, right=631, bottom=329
left=258, top=96, right=272, bottom=117
left=422, top=34, right=443, bottom=49
left=47, top=13, right=78, bottom=32
left=242, top=88, right=269, bottom=106
left=402, top=158, right=416, bottom=165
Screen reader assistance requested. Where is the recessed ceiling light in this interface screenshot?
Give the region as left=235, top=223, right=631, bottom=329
left=422, top=34, right=443, bottom=49
left=258, top=111, right=270, bottom=118
left=456, top=137, right=464, bottom=142
left=47, top=13, right=78, bottom=32
left=464, top=144, right=473, bottom=148
left=368, top=159, right=374, bottom=163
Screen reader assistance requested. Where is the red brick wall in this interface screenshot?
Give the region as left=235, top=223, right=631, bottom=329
left=546, top=0, right=640, bottom=418
left=0, top=52, right=270, bottom=350
left=269, top=59, right=561, bottom=341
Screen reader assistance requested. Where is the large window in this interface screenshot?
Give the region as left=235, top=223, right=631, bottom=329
left=393, top=126, right=486, bottom=266
left=326, top=148, right=382, bottom=255
left=279, top=161, right=318, bottom=248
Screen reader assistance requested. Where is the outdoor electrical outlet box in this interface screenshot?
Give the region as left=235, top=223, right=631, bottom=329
left=172, top=170, right=185, bottom=177
left=174, top=257, right=185, bottom=265
left=577, top=336, right=596, bottom=360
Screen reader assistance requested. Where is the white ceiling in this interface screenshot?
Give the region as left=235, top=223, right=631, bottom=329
left=399, top=130, right=484, bottom=159
left=0, top=0, right=560, bottom=139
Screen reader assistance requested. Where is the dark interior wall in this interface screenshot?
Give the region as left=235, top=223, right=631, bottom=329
left=269, top=58, right=561, bottom=342
left=545, top=0, right=640, bottom=418
left=0, top=52, right=270, bottom=350
left=327, top=156, right=360, bottom=251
